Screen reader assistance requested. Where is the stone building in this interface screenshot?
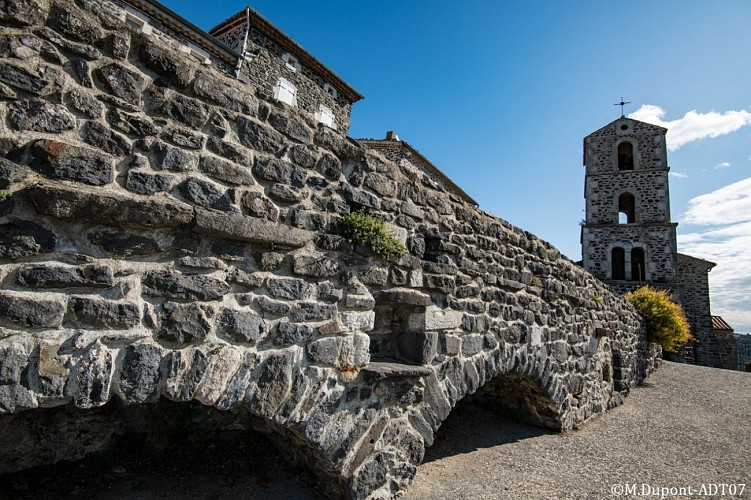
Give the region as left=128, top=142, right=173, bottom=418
left=209, top=6, right=363, bottom=133
left=581, top=116, right=736, bottom=369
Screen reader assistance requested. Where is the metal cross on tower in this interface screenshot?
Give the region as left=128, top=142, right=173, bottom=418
left=614, top=97, right=631, bottom=117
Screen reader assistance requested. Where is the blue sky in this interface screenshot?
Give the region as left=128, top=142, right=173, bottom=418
left=160, top=0, right=751, bottom=332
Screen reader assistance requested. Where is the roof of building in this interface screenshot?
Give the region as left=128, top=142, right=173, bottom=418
left=357, top=134, right=478, bottom=207
left=677, top=252, right=717, bottom=269
left=209, top=7, right=363, bottom=104
left=124, top=0, right=242, bottom=66
left=711, top=315, right=733, bottom=331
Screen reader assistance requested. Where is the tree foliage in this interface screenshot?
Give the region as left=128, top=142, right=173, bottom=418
left=625, top=286, right=692, bottom=354
left=336, top=211, right=406, bottom=260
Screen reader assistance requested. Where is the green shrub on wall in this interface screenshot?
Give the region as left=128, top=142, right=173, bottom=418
left=625, top=286, right=692, bottom=354
left=336, top=211, right=406, bottom=260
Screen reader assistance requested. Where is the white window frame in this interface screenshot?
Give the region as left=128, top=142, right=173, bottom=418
left=315, top=104, right=336, bottom=129
left=123, top=9, right=153, bottom=34
left=180, top=43, right=211, bottom=65
left=274, top=77, right=297, bottom=106
left=282, top=52, right=301, bottom=72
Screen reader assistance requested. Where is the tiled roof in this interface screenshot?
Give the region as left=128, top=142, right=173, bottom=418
left=209, top=7, right=363, bottom=103
left=677, top=253, right=717, bottom=269
left=356, top=138, right=478, bottom=207
left=711, top=315, right=733, bottom=332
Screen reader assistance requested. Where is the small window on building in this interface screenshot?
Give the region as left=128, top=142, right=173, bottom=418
left=618, top=141, right=634, bottom=170
left=315, top=104, right=336, bottom=129
left=618, top=192, right=635, bottom=224
left=282, top=52, right=301, bottom=72
left=612, top=247, right=625, bottom=280
left=124, top=11, right=152, bottom=34
left=631, top=248, right=645, bottom=282
left=323, top=83, right=338, bottom=99
left=274, top=77, right=297, bottom=106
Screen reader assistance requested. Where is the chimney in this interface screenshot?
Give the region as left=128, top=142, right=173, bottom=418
left=385, top=130, right=399, bottom=141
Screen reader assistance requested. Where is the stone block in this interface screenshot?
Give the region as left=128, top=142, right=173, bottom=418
left=423, top=306, right=463, bottom=331
left=374, top=288, right=432, bottom=307
left=0, top=220, right=56, bottom=258
left=201, top=155, right=254, bottom=186
left=276, top=322, right=314, bottom=345
left=158, top=302, right=212, bottom=343
left=550, top=340, right=569, bottom=363
left=237, top=118, right=285, bottom=154
left=0, top=0, right=49, bottom=27
left=193, top=73, right=257, bottom=115
left=307, top=333, right=369, bottom=368
left=443, top=334, right=461, bottom=356
left=9, top=99, right=75, bottom=132
left=153, top=93, right=209, bottom=128
left=0, top=292, right=64, bottom=328
left=73, top=340, right=113, bottom=409
left=247, top=350, right=295, bottom=418
left=82, top=121, right=130, bottom=156
left=292, top=302, right=337, bottom=322
left=117, top=343, right=163, bottom=404
left=107, top=108, right=159, bottom=136
left=217, top=308, right=266, bottom=344
left=424, top=274, right=455, bottom=293
left=267, top=112, right=312, bottom=144
left=143, top=270, right=230, bottom=301
left=67, top=297, right=140, bottom=329
left=194, top=346, right=243, bottom=406
left=0, top=61, right=59, bottom=95
left=16, top=264, right=113, bottom=288
left=47, top=2, right=103, bottom=44
left=179, top=178, right=232, bottom=211
left=461, top=334, right=484, bottom=357
left=94, top=63, right=145, bottom=105
left=138, top=39, right=194, bottom=88
left=125, top=170, right=172, bottom=195
left=252, top=157, right=307, bottom=187
left=396, top=330, right=438, bottom=364
left=206, top=137, right=252, bottom=166
left=193, top=207, right=313, bottom=247
left=266, top=277, right=311, bottom=300
left=86, top=229, right=160, bottom=257
left=339, top=311, right=375, bottom=332
left=28, top=139, right=112, bottom=186
left=162, top=126, right=204, bottom=150
left=28, top=184, right=194, bottom=228
left=293, top=252, right=339, bottom=278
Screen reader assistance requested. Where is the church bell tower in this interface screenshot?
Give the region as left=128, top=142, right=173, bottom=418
left=581, top=115, right=678, bottom=292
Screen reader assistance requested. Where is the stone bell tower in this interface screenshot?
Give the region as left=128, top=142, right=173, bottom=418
left=580, top=115, right=678, bottom=293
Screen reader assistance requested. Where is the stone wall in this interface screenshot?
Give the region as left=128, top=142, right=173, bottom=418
left=677, top=254, right=735, bottom=369
left=0, top=1, right=658, bottom=497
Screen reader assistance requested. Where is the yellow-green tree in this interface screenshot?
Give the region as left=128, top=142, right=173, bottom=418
left=625, top=286, right=691, bottom=353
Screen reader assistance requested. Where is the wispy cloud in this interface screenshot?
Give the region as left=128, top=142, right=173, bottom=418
left=629, top=104, right=751, bottom=151
left=682, top=177, right=751, bottom=225
left=679, top=177, right=751, bottom=332
left=714, top=162, right=730, bottom=169
left=669, top=171, right=688, bottom=179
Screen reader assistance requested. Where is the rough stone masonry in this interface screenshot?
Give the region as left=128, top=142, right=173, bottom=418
left=0, top=0, right=660, bottom=498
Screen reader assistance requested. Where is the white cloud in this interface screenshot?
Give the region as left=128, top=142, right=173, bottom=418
left=681, top=177, right=751, bottom=225
left=679, top=178, right=751, bottom=332
left=629, top=104, right=751, bottom=151
left=714, top=162, right=730, bottom=169
left=669, top=171, right=688, bottom=179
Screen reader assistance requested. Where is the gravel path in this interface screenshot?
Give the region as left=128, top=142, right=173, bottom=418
left=1, top=362, right=749, bottom=499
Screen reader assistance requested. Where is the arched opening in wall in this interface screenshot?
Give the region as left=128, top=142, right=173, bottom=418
left=631, top=248, right=645, bottom=282
left=422, top=372, right=556, bottom=463
left=617, top=142, right=634, bottom=171
left=618, top=193, right=635, bottom=224
left=0, top=399, right=312, bottom=496
left=611, top=247, right=626, bottom=280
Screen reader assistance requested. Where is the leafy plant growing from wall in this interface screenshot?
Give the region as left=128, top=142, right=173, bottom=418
left=336, top=211, right=406, bottom=260
left=625, top=285, right=691, bottom=354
